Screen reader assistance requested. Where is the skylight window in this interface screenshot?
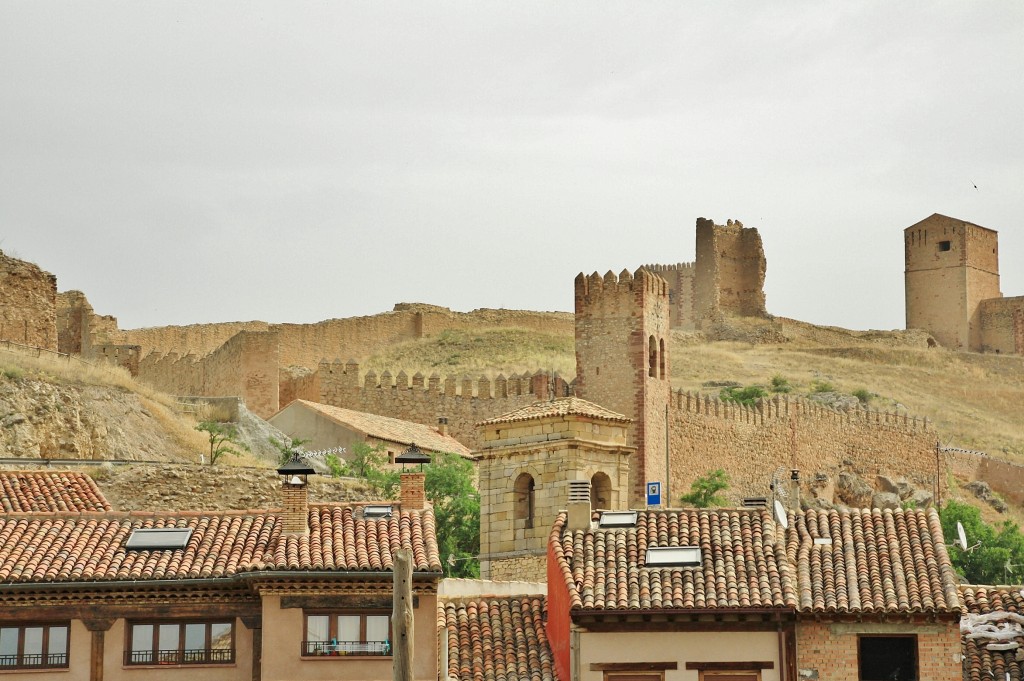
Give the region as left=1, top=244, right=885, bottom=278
left=598, top=511, right=638, bottom=528
left=125, top=528, right=193, bottom=551
left=363, top=505, right=393, bottom=518
left=645, top=546, right=701, bottom=568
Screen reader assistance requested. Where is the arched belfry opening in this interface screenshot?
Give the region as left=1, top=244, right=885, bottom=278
left=591, top=472, right=612, bottom=510
left=514, top=473, right=535, bottom=529
left=648, top=335, right=657, bottom=377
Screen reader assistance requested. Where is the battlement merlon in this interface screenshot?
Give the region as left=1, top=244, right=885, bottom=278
left=573, top=267, right=670, bottom=302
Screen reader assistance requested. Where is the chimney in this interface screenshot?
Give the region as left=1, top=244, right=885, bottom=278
left=281, top=478, right=310, bottom=535
left=437, top=417, right=448, bottom=437
left=400, top=472, right=426, bottom=510
left=277, top=456, right=316, bottom=535
left=566, top=480, right=592, bottom=530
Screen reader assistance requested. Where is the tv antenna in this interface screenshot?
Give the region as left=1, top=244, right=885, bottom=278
left=770, top=467, right=791, bottom=510
left=955, top=521, right=980, bottom=552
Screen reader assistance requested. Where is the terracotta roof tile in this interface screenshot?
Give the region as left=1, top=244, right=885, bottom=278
left=288, top=400, right=471, bottom=457
left=788, top=508, right=960, bottom=614
left=550, top=508, right=797, bottom=611
left=959, top=585, right=1024, bottom=681
left=478, top=397, right=630, bottom=427
left=440, top=595, right=556, bottom=681
left=0, top=505, right=441, bottom=583
left=550, top=507, right=959, bottom=615
left=0, top=471, right=111, bottom=512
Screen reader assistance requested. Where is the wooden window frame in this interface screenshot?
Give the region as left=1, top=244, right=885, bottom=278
left=124, top=619, right=235, bottom=666
left=302, top=610, right=392, bottom=658
left=0, top=622, right=70, bottom=670
left=857, top=634, right=917, bottom=681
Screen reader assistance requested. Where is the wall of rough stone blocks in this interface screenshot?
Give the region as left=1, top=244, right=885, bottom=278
left=488, top=554, right=547, bottom=582
left=136, top=330, right=280, bottom=417
left=946, top=449, right=1024, bottom=507
left=318, top=361, right=566, bottom=449
left=667, top=393, right=938, bottom=505
left=693, top=218, right=767, bottom=326
left=980, top=296, right=1024, bottom=354
left=640, top=262, right=696, bottom=330
left=0, top=251, right=58, bottom=351
left=796, top=619, right=960, bottom=681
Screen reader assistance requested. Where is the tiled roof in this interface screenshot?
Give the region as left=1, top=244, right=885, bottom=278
left=788, top=508, right=961, bottom=614
left=478, top=397, right=630, bottom=427
left=549, top=507, right=960, bottom=615
left=0, top=505, right=441, bottom=583
left=550, top=508, right=797, bottom=611
left=959, top=585, right=1024, bottom=681
left=287, top=400, right=471, bottom=457
left=0, top=471, right=111, bottom=512
left=440, top=595, right=556, bottom=681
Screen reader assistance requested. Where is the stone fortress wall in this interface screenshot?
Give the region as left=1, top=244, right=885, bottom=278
left=904, top=214, right=1023, bottom=354
left=0, top=251, right=58, bottom=351
left=641, top=217, right=767, bottom=331
left=317, top=360, right=571, bottom=450
left=667, top=391, right=938, bottom=503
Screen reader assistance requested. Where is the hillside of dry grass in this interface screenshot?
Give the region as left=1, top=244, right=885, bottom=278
left=363, top=318, right=1024, bottom=461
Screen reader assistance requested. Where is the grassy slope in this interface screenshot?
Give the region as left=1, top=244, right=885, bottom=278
left=365, top=322, right=1024, bottom=461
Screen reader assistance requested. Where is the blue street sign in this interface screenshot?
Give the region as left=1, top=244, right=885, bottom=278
left=647, top=481, right=662, bottom=507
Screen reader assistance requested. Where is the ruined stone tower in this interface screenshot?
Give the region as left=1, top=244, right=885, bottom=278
left=642, top=218, right=767, bottom=331
left=475, top=397, right=632, bottom=581
left=574, top=268, right=671, bottom=505
left=904, top=214, right=1001, bottom=351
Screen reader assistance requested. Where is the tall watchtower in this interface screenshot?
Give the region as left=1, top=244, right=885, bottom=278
left=904, top=214, right=1001, bottom=351
left=574, top=268, right=671, bottom=505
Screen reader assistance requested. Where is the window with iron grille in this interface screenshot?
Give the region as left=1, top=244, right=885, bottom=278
left=125, top=620, right=234, bottom=665
left=302, top=612, right=391, bottom=657
left=0, top=623, right=69, bottom=670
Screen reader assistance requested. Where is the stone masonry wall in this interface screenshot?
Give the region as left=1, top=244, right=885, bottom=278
left=99, top=304, right=573, bottom=371
left=694, top=218, right=767, bottom=326
left=318, top=361, right=566, bottom=450
left=980, top=296, right=1024, bottom=354
left=796, top=620, right=960, bottom=681
left=488, top=555, right=547, bottom=582
left=668, top=393, right=938, bottom=505
left=0, top=251, right=57, bottom=351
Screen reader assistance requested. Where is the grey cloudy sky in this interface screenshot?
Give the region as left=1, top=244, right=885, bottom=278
left=2, top=2, right=1021, bottom=331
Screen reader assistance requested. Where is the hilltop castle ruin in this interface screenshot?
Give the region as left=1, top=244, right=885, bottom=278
left=905, top=213, right=1024, bottom=354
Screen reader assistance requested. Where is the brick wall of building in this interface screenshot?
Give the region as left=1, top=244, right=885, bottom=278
left=796, top=619, right=960, bottom=681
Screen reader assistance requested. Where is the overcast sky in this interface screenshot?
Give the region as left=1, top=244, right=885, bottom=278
left=2, top=2, right=1021, bottom=331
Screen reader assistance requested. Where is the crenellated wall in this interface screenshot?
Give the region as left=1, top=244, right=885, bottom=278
left=317, top=360, right=570, bottom=449
left=0, top=250, right=58, bottom=351
left=137, top=331, right=280, bottom=417
left=667, top=391, right=938, bottom=504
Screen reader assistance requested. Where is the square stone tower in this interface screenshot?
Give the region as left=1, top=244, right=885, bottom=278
left=904, top=214, right=1001, bottom=350
left=574, top=268, right=671, bottom=505
left=475, top=397, right=633, bottom=581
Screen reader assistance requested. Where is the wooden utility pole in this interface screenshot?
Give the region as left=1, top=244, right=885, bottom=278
left=393, top=548, right=414, bottom=681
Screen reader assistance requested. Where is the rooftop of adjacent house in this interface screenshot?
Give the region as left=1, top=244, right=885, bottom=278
left=959, top=585, right=1024, bottom=681
left=0, top=504, right=441, bottom=583
left=477, top=397, right=630, bottom=427
left=439, top=594, right=556, bottom=681
left=0, top=471, right=111, bottom=512
left=549, top=507, right=960, bottom=615
left=282, top=400, right=472, bottom=458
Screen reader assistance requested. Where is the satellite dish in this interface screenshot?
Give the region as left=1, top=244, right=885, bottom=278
left=774, top=500, right=789, bottom=529
left=957, top=521, right=968, bottom=550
